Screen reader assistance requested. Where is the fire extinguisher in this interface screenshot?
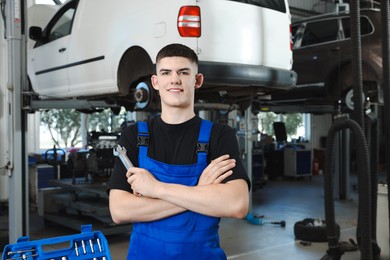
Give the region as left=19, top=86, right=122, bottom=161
left=313, top=158, right=319, bottom=176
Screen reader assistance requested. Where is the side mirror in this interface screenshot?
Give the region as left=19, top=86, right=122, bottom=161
left=29, top=26, right=43, bottom=41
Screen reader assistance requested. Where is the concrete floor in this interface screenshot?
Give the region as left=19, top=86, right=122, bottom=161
left=1, top=174, right=389, bottom=259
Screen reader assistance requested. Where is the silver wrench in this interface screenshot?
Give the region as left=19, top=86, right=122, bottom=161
left=113, top=145, right=134, bottom=170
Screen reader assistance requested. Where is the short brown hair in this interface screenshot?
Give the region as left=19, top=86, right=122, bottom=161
left=156, top=43, right=198, bottom=65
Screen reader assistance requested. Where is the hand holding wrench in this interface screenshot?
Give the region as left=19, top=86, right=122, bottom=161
left=113, top=145, right=134, bottom=170
left=114, top=145, right=146, bottom=197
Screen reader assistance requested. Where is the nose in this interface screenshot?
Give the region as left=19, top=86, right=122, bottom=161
left=170, top=73, right=181, bottom=85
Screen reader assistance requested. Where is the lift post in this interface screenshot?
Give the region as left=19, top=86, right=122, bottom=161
left=245, top=105, right=253, bottom=214
left=5, top=0, right=29, bottom=243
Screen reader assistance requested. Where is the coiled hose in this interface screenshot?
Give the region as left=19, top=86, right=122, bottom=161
left=322, top=117, right=371, bottom=260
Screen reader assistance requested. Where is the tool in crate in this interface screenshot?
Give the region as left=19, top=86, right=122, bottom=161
left=2, top=224, right=111, bottom=260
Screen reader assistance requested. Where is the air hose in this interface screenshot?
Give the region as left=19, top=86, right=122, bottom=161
left=361, top=113, right=381, bottom=259
left=350, top=0, right=380, bottom=258
left=322, top=117, right=371, bottom=260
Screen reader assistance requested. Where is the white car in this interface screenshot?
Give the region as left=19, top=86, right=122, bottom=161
left=28, top=0, right=296, bottom=111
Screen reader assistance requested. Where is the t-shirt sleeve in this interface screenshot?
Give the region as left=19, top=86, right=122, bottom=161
left=210, top=124, right=251, bottom=190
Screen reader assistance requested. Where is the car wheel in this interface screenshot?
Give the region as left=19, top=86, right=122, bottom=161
left=344, top=88, right=366, bottom=111
left=133, top=78, right=159, bottom=110
left=341, top=79, right=381, bottom=112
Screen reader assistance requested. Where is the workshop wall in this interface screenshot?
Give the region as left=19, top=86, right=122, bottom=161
left=311, top=114, right=333, bottom=149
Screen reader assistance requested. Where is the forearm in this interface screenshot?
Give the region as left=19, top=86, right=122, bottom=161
left=124, top=156, right=247, bottom=219
left=109, top=189, right=186, bottom=224
left=155, top=179, right=249, bottom=218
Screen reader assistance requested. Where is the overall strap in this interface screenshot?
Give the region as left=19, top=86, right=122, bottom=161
left=137, top=121, right=149, bottom=166
left=196, top=120, right=213, bottom=164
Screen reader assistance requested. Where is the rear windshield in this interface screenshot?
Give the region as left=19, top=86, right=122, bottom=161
left=228, top=0, right=287, bottom=13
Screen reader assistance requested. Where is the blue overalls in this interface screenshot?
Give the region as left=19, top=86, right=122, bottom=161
left=127, top=120, right=226, bottom=260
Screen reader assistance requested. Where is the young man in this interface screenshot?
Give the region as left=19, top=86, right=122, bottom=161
left=108, top=43, right=250, bottom=259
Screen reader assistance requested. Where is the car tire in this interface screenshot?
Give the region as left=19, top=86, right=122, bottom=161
left=294, top=218, right=340, bottom=242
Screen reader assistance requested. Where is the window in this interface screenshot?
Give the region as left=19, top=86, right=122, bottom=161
left=301, top=19, right=339, bottom=47
left=258, top=112, right=309, bottom=142
left=341, top=16, right=374, bottom=39
left=40, top=108, right=127, bottom=149
left=292, top=24, right=304, bottom=46
left=48, top=7, right=76, bottom=42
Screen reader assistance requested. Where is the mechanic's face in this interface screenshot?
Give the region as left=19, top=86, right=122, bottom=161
left=151, top=56, right=203, bottom=109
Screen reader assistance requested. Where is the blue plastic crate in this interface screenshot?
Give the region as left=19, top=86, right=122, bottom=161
left=2, top=224, right=111, bottom=260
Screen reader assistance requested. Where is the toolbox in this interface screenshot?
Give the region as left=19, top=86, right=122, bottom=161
left=2, top=224, right=112, bottom=260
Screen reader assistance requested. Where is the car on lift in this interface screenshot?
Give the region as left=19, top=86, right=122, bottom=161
left=265, top=8, right=383, bottom=112
left=27, top=0, right=296, bottom=112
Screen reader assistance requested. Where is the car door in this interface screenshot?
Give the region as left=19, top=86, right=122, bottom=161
left=28, top=1, right=77, bottom=97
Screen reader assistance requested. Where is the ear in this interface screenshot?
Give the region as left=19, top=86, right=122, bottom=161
left=151, top=75, right=159, bottom=90
left=194, top=73, right=204, bottom=89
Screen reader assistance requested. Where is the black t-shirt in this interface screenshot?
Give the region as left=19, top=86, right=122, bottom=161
left=107, top=116, right=250, bottom=193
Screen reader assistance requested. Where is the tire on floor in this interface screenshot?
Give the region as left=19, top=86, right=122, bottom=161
left=294, top=218, right=340, bottom=242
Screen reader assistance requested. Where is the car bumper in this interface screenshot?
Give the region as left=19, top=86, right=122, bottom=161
left=199, top=61, right=297, bottom=91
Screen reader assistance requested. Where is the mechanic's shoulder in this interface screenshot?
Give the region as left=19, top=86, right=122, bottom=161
left=123, top=118, right=154, bottom=131
left=210, top=121, right=236, bottom=136
left=121, top=122, right=138, bottom=133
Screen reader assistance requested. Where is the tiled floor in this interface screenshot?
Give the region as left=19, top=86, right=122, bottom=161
left=1, top=174, right=389, bottom=259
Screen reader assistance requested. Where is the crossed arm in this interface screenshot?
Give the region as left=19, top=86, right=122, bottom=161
left=109, top=155, right=249, bottom=224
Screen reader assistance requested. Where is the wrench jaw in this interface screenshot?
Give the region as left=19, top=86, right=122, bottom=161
left=113, top=145, right=134, bottom=170
left=112, top=147, right=119, bottom=156
left=113, top=145, right=127, bottom=156
left=113, top=145, right=123, bottom=156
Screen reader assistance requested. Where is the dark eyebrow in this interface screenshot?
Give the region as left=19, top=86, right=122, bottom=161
left=159, top=69, right=172, bottom=73
left=159, top=68, right=191, bottom=74
left=178, top=68, right=191, bottom=72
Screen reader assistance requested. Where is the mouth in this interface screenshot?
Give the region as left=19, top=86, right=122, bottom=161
left=167, top=88, right=183, bottom=92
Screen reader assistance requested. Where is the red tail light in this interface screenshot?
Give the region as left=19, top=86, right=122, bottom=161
left=177, top=6, right=201, bottom=37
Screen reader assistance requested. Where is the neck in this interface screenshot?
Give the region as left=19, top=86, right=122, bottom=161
left=160, top=106, right=196, bottom=124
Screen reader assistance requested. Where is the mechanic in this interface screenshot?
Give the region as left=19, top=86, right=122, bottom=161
left=107, top=43, right=250, bottom=259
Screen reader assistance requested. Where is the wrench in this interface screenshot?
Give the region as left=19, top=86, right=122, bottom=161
left=6, top=254, right=39, bottom=260
left=113, top=145, right=134, bottom=170
left=7, top=249, right=36, bottom=256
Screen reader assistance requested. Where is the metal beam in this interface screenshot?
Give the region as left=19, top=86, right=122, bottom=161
left=28, top=99, right=118, bottom=110
left=259, top=105, right=336, bottom=114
